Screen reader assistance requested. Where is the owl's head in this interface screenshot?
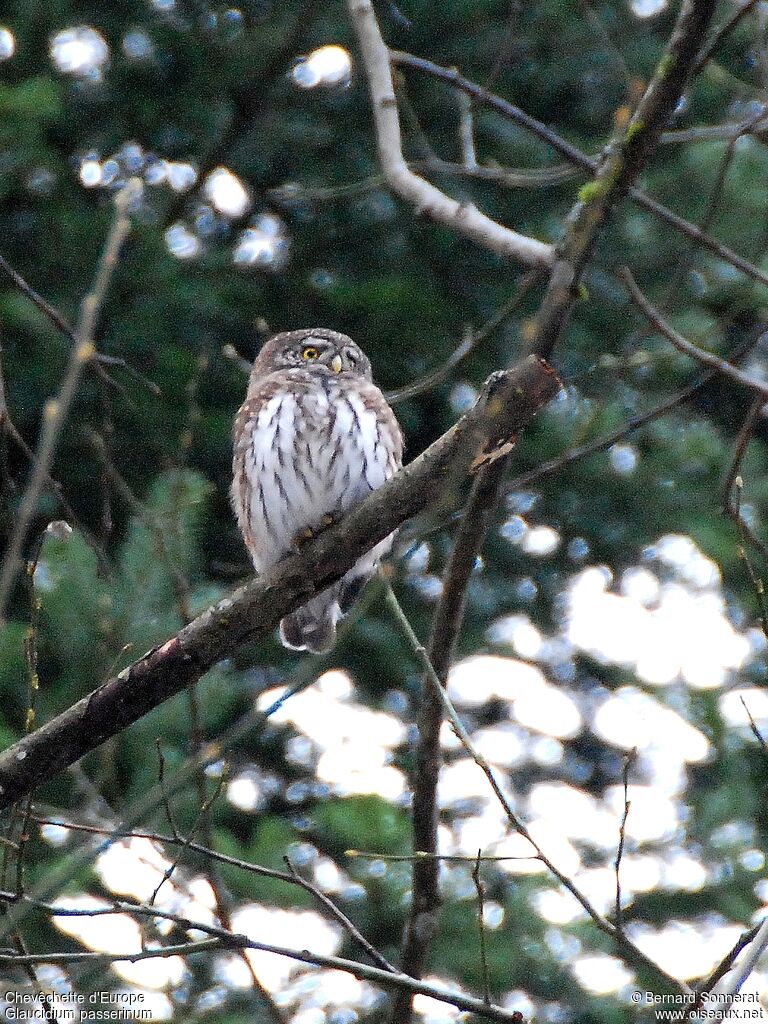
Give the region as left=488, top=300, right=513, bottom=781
left=251, top=328, right=372, bottom=382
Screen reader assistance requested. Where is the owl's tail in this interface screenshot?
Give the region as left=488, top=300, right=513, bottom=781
left=279, top=573, right=372, bottom=654
left=279, top=591, right=340, bottom=654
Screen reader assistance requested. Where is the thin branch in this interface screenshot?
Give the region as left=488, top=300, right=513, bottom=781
left=472, top=850, right=492, bottom=1005
left=270, top=160, right=577, bottom=209
left=283, top=855, right=397, bottom=973
left=390, top=53, right=768, bottom=296
left=394, top=461, right=506, bottom=1021
left=621, top=267, right=768, bottom=399
left=614, top=749, right=636, bottom=933
left=420, top=158, right=578, bottom=189
left=693, top=0, right=761, bottom=74
left=22, top=812, right=395, bottom=974
left=393, top=6, right=712, bottom=1003
left=721, top=401, right=768, bottom=639
left=0, top=660, right=328, bottom=944
left=394, top=72, right=442, bottom=163
left=390, top=52, right=593, bottom=172
left=707, top=915, right=768, bottom=1021
left=577, top=0, right=633, bottom=95
left=394, top=4, right=713, bottom=996
left=0, top=252, right=159, bottom=397
left=345, top=0, right=554, bottom=267
left=505, top=331, right=764, bottom=494
left=457, top=91, right=478, bottom=169
left=0, top=901, right=527, bottom=1024
left=0, top=348, right=109, bottom=573
left=0, top=180, right=140, bottom=623
left=740, top=696, right=768, bottom=756
left=148, top=747, right=228, bottom=911
left=384, top=585, right=690, bottom=997
left=685, top=923, right=761, bottom=1019
left=0, top=254, right=80, bottom=344
left=660, top=122, right=766, bottom=144
left=89, top=440, right=194, bottom=625
left=659, top=103, right=768, bottom=307
left=0, top=355, right=561, bottom=811
left=386, top=269, right=543, bottom=405
left=347, top=850, right=536, bottom=863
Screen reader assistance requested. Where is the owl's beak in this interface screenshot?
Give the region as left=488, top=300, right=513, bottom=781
left=330, top=354, right=343, bottom=373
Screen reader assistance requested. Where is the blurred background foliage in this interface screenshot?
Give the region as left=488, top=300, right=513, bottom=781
left=1, top=0, right=768, bottom=1021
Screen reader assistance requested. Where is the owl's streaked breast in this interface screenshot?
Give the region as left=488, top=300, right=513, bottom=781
left=233, top=374, right=400, bottom=572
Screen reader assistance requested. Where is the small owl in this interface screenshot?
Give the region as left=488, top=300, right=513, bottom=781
left=232, top=328, right=403, bottom=653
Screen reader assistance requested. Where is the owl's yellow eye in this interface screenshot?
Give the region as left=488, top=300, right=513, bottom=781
left=302, top=346, right=319, bottom=360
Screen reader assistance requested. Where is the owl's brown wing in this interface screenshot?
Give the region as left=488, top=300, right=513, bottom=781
left=356, top=379, right=404, bottom=478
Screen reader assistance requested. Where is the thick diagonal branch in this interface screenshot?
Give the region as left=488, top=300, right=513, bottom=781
left=0, top=356, right=560, bottom=811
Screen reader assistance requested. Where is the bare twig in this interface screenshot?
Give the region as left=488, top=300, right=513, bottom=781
left=622, top=267, right=768, bottom=399
left=693, top=0, right=761, bottom=74
left=707, top=916, right=768, bottom=1021
left=0, top=659, right=328, bottom=946
left=392, top=6, right=714, bottom=1007
left=0, top=253, right=80, bottom=343
left=472, top=850, right=492, bottom=1005
left=386, top=269, right=543, bottom=405
left=726, top=446, right=768, bottom=640
left=660, top=103, right=768, bottom=306
left=283, top=855, right=397, bottom=973
left=0, top=252, right=159, bottom=397
left=345, top=0, right=554, bottom=267
left=457, top=91, right=478, bottom=169
left=577, top=0, right=633, bottom=94
left=0, top=525, right=54, bottom=1016
left=90, top=440, right=193, bottom=624
left=347, top=850, right=536, bottom=863
left=0, top=345, right=109, bottom=572
left=740, top=696, right=768, bottom=756
left=685, top=922, right=761, bottom=1019
left=271, top=160, right=577, bottom=208
left=614, top=749, right=636, bottom=933
left=10, top=812, right=396, bottom=974
left=0, top=180, right=140, bottom=623
left=660, top=122, right=767, bottom=144
left=506, top=331, right=764, bottom=495
left=420, top=158, right=578, bottom=189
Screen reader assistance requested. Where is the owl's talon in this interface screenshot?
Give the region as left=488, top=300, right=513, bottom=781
left=293, top=526, right=316, bottom=549
left=292, top=515, right=337, bottom=551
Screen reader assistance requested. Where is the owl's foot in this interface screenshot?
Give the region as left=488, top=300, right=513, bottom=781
left=291, top=513, right=338, bottom=551
left=293, top=527, right=316, bottom=548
